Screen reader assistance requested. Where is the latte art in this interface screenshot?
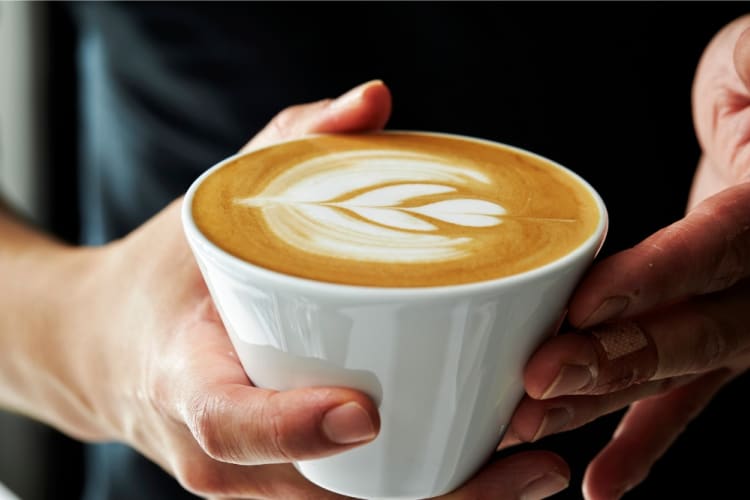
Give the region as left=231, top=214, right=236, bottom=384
left=235, top=150, right=510, bottom=263
left=192, top=133, right=601, bottom=286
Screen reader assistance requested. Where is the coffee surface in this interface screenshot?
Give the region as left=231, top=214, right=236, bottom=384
left=192, top=132, right=600, bottom=286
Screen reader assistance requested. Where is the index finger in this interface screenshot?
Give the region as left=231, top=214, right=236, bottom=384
left=241, top=79, right=392, bottom=153
left=569, top=181, right=750, bottom=328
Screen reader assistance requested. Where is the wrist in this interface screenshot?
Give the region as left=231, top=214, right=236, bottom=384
left=51, top=242, right=139, bottom=442
left=0, top=239, right=119, bottom=441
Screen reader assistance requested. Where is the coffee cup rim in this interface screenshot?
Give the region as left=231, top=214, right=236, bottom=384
left=182, top=130, right=608, bottom=297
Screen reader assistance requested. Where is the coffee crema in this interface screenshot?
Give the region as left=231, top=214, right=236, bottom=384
left=192, top=132, right=601, bottom=287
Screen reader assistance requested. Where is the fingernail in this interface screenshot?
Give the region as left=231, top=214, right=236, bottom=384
left=322, top=402, right=376, bottom=445
left=542, top=364, right=593, bottom=399
left=579, top=296, right=629, bottom=328
left=329, top=80, right=382, bottom=111
left=531, top=407, right=573, bottom=442
left=521, top=472, right=569, bottom=500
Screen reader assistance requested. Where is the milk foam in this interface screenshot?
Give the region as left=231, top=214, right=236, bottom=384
left=193, top=133, right=600, bottom=286
left=236, top=150, right=507, bottom=263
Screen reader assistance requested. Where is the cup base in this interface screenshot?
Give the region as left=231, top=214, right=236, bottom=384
left=294, top=461, right=454, bottom=500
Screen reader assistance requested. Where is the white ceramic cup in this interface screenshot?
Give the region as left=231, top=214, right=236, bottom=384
left=182, top=133, right=608, bottom=500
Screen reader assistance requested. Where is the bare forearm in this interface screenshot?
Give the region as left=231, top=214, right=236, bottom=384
left=0, top=208, right=109, bottom=440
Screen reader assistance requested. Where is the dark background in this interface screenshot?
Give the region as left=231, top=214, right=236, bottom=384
left=34, top=2, right=750, bottom=499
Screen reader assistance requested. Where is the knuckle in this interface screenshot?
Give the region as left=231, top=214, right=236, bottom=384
left=590, top=320, right=656, bottom=392
left=270, top=105, right=302, bottom=138
left=268, top=99, right=332, bottom=141
left=688, top=312, right=733, bottom=372
left=695, top=196, right=750, bottom=292
left=714, top=242, right=749, bottom=293
left=258, top=392, right=294, bottom=462
left=187, top=393, right=240, bottom=463
left=190, top=396, right=221, bottom=457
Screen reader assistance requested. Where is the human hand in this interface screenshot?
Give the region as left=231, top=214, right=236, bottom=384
left=500, top=14, right=750, bottom=500
left=67, top=80, right=569, bottom=499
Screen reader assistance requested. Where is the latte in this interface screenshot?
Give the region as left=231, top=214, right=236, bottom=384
left=192, top=132, right=601, bottom=287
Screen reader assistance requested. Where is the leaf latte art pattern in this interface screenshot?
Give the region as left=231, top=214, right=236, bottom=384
left=236, top=150, right=508, bottom=263
left=193, top=133, right=601, bottom=286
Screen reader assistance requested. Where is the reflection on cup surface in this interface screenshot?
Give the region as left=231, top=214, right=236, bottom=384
left=235, top=343, right=384, bottom=408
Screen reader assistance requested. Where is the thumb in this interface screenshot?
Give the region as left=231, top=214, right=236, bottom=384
left=734, top=26, right=750, bottom=91
left=186, top=384, right=380, bottom=465
left=242, top=79, right=392, bottom=153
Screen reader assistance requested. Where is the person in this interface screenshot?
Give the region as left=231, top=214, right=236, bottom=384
left=1, top=3, right=748, bottom=499
left=506, top=13, right=750, bottom=499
